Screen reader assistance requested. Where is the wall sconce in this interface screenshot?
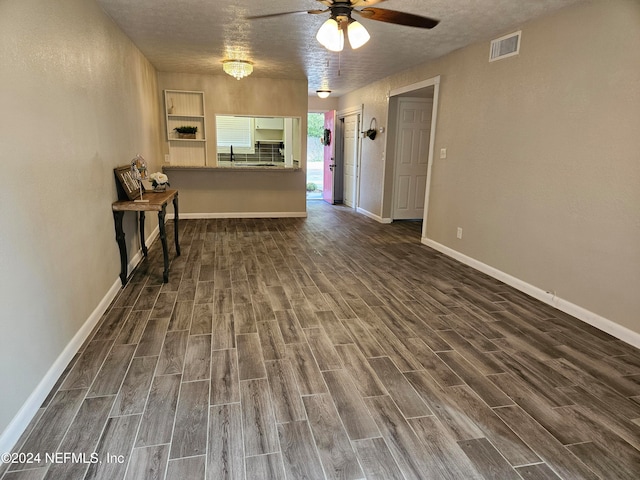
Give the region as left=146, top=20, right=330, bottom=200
left=364, top=117, right=378, bottom=140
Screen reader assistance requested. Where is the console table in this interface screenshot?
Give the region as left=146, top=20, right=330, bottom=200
left=112, top=189, right=180, bottom=286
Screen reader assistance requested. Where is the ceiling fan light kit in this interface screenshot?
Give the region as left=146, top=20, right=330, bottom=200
left=316, top=15, right=371, bottom=52
left=222, top=59, right=253, bottom=80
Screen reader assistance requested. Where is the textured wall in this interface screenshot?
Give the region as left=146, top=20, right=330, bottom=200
left=0, top=0, right=162, bottom=435
left=340, top=0, right=640, bottom=334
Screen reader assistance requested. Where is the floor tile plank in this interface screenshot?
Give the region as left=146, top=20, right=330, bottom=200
left=170, top=380, right=209, bottom=459
left=277, top=421, right=325, bottom=480
left=211, top=348, right=240, bottom=405
left=264, top=359, right=306, bottom=423
left=286, top=342, right=328, bottom=395
left=241, top=378, right=279, bottom=456
left=208, top=404, right=245, bottom=480
left=302, top=394, right=365, bottom=480
left=135, top=374, right=180, bottom=447
left=156, top=330, right=188, bottom=376
left=184, top=334, right=212, bottom=382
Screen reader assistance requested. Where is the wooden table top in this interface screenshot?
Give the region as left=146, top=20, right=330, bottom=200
left=112, top=189, right=178, bottom=212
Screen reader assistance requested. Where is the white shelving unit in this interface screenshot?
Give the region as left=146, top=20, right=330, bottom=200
left=164, top=90, right=207, bottom=166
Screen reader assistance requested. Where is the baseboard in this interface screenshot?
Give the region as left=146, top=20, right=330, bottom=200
left=167, top=212, right=307, bottom=219
left=0, top=226, right=159, bottom=458
left=356, top=207, right=392, bottom=224
left=422, top=237, right=640, bottom=349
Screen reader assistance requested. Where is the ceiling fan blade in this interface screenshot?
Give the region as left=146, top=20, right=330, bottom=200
left=350, top=0, right=387, bottom=7
left=246, top=9, right=326, bottom=20
left=356, top=7, right=439, bottom=29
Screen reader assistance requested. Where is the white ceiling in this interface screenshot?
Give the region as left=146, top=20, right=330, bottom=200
left=96, top=0, right=583, bottom=97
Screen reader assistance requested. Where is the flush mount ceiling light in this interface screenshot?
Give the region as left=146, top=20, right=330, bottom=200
left=316, top=16, right=370, bottom=52
left=222, top=59, right=253, bottom=80
left=316, top=90, right=332, bottom=99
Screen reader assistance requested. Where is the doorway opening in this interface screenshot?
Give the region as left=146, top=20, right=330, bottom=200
left=385, top=76, right=440, bottom=238
left=306, top=113, right=324, bottom=200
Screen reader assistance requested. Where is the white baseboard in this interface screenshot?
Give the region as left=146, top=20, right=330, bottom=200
left=356, top=207, right=392, bottom=224
left=422, top=237, right=640, bottom=349
left=0, top=227, right=159, bottom=458
left=167, top=212, right=307, bottom=220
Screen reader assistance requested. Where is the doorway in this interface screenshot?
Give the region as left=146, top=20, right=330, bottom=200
left=335, top=106, right=362, bottom=208
left=386, top=76, right=440, bottom=237
left=306, top=112, right=324, bottom=200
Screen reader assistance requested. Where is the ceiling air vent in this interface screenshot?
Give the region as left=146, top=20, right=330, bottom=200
left=489, top=31, right=521, bottom=62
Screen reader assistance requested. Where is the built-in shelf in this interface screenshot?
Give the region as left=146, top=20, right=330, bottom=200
left=164, top=90, right=207, bottom=166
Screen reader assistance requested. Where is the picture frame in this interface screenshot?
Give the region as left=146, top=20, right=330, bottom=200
left=114, top=165, right=141, bottom=200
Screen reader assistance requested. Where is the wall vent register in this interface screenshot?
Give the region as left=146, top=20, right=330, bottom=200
left=490, top=31, right=521, bottom=62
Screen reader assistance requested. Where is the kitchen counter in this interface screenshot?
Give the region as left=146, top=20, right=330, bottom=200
left=163, top=161, right=301, bottom=172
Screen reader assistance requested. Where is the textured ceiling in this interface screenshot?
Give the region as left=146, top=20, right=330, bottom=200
left=96, top=0, right=583, bottom=96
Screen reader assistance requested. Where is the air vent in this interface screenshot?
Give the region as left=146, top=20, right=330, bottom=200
left=489, top=31, right=521, bottom=62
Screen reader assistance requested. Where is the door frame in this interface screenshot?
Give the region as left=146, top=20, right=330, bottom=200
left=387, top=76, right=440, bottom=238
left=336, top=105, right=363, bottom=208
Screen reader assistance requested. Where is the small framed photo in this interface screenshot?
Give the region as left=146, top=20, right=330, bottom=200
left=114, top=165, right=141, bottom=200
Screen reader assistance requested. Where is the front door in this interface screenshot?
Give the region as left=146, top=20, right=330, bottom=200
left=343, top=114, right=359, bottom=207
left=322, top=110, right=336, bottom=204
left=392, top=98, right=433, bottom=219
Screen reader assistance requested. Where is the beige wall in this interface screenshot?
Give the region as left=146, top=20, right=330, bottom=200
left=308, top=95, right=339, bottom=112
left=340, top=0, right=640, bottom=335
left=157, top=73, right=308, bottom=216
left=0, top=0, right=163, bottom=438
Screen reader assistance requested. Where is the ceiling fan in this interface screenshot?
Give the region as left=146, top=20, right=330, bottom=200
left=247, top=0, right=439, bottom=52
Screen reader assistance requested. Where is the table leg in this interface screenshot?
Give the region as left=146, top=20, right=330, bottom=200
left=173, top=194, right=181, bottom=256
left=139, top=211, right=148, bottom=257
left=113, top=211, right=128, bottom=287
left=158, top=205, right=169, bottom=283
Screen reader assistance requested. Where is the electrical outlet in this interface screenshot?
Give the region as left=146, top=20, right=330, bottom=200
left=440, top=148, right=447, bottom=159
left=164, top=154, right=170, bottom=164
left=456, top=227, right=463, bottom=239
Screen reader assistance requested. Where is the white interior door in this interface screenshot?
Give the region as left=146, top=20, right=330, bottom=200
left=343, top=114, right=359, bottom=207
left=392, top=98, right=433, bottom=219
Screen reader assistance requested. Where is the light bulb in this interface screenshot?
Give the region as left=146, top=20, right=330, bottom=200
left=316, top=18, right=344, bottom=52
left=347, top=20, right=370, bottom=49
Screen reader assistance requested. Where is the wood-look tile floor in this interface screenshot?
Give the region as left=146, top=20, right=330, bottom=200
left=3, top=201, right=640, bottom=480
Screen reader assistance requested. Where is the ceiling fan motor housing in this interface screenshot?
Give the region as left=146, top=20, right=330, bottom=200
left=331, top=2, right=355, bottom=26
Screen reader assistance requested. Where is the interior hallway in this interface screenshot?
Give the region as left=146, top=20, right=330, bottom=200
left=2, top=201, right=639, bottom=479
